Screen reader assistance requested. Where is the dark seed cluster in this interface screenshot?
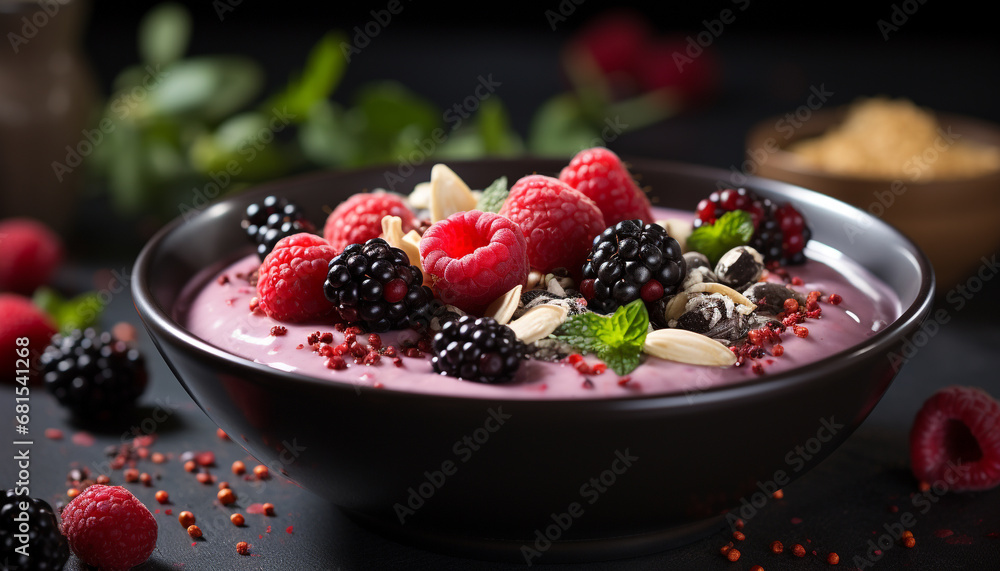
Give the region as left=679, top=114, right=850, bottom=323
left=40, top=328, right=148, bottom=418
left=242, top=195, right=315, bottom=260
left=431, top=316, right=525, bottom=384
left=582, top=219, right=686, bottom=314
left=323, top=238, right=436, bottom=332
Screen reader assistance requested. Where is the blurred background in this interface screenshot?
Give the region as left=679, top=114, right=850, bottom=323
left=2, top=0, right=998, bottom=263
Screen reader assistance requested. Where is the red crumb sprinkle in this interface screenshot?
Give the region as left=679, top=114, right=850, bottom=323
left=919, top=481, right=931, bottom=492
left=791, top=276, right=804, bottom=286
left=582, top=379, right=594, bottom=389
left=368, top=333, right=382, bottom=349
left=617, top=376, right=632, bottom=387
left=218, top=488, right=236, bottom=505
left=179, top=511, right=195, bottom=527
left=320, top=332, right=334, bottom=344
left=232, top=461, right=246, bottom=475
left=187, top=525, right=202, bottom=539
left=124, top=468, right=139, bottom=482
left=71, top=431, right=95, bottom=447
left=231, top=513, right=245, bottom=526
left=772, top=344, right=784, bottom=357
left=184, top=460, right=197, bottom=472
left=773, top=489, right=784, bottom=499
left=770, top=540, right=784, bottom=554
left=325, top=356, right=347, bottom=370
left=783, top=298, right=799, bottom=312
left=903, top=536, right=916, bottom=548
left=96, top=474, right=110, bottom=485
left=196, top=451, right=216, bottom=466
left=254, top=465, right=270, bottom=480
left=196, top=473, right=213, bottom=485
left=66, top=488, right=79, bottom=499
left=827, top=552, right=840, bottom=565
left=219, top=481, right=230, bottom=490
left=793, top=326, right=809, bottom=338
left=720, top=542, right=733, bottom=555
left=155, top=490, right=169, bottom=504
left=217, top=428, right=229, bottom=440
left=733, top=531, right=745, bottom=541
left=247, top=503, right=266, bottom=515
left=734, top=519, right=745, bottom=530
left=363, top=352, right=381, bottom=366
left=236, top=541, right=251, bottom=555
left=217, top=274, right=230, bottom=285
left=151, top=452, right=166, bottom=464
left=45, top=428, right=63, bottom=439
left=828, top=293, right=842, bottom=305
left=266, top=526, right=272, bottom=534
left=750, top=566, right=764, bottom=571
left=249, top=296, right=260, bottom=312
left=791, top=517, right=803, bottom=524
left=270, top=325, right=288, bottom=336
left=165, top=509, right=172, bottom=515
left=792, top=543, right=806, bottom=557
left=140, top=472, right=152, bottom=486
left=726, top=547, right=741, bottom=561
left=285, top=526, right=294, bottom=534
left=263, top=503, right=275, bottom=516
left=752, top=362, right=764, bottom=375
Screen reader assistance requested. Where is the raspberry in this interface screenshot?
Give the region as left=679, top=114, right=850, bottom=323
left=631, top=36, right=719, bottom=107
left=558, top=147, right=653, bottom=226
left=0, top=294, right=56, bottom=383
left=257, top=233, right=337, bottom=322
left=60, top=485, right=157, bottom=571
left=498, top=174, right=605, bottom=276
left=323, top=191, right=420, bottom=253
left=1, top=489, right=69, bottom=571
left=419, top=210, right=529, bottom=315
left=0, top=218, right=64, bottom=296
left=566, top=9, right=651, bottom=75
left=910, top=386, right=1000, bottom=491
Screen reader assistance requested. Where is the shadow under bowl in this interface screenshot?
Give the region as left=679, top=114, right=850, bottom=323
left=746, top=107, right=1000, bottom=291
left=132, top=157, right=934, bottom=563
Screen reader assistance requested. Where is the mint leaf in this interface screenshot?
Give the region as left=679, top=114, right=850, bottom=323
left=686, top=210, right=754, bottom=266
left=554, top=300, right=649, bottom=376
left=33, top=287, right=105, bottom=334
left=477, top=176, right=509, bottom=213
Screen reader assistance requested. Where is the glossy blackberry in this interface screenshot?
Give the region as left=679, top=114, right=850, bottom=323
left=694, top=188, right=811, bottom=265
left=40, top=329, right=148, bottom=419
left=1, top=489, right=70, bottom=571
left=431, top=315, right=524, bottom=384
left=323, top=238, right=436, bottom=332
left=581, top=219, right=686, bottom=314
left=242, top=195, right=315, bottom=260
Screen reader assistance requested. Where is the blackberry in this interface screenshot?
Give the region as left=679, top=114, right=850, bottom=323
left=1, top=489, right=70, bottom=571
left=431, top=315, right=524, bottom=384
left=323, top=238, right=436, bottom=333
left=581, top=219, right=686, bottom=314
left=40, top=329, right=148, bottom=419
left=242, top=195, right=316, bottom=260
left=694, top=188, right=811, bottom=265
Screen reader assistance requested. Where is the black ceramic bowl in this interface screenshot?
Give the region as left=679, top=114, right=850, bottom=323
left=133, top=158, right=934, bottom=563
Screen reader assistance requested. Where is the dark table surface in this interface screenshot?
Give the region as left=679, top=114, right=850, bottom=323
left=4, top=7, right=1000, bottom=570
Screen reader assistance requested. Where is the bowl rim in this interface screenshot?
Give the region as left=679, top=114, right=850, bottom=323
left=746, top=107, right=1000, bottom=185
left=132, top=156, right=936, bottom=407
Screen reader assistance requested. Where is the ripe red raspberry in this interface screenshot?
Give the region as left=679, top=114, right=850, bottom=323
left=499, top=175, right=605, bottom=276
left=419, top=210, right=529, bottom=315
left=558, top=147, right=653, bottom=226
left=257, top=233, right=337, bottom=322
left=0, top=217, right=64, bottom=295
left=910, top=386, right=1000, bottom=491
left=60, top=485, right=158, bottom=571
left=631, top=36, right=719, bottom=107
left=0, top=293, right=56, bottom=382
left=565, top=9, right=651, bottom=75
left=323, top=191, right=420, bottom=252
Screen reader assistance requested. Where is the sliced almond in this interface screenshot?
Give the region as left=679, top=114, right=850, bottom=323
left=399, top=230, right=430, bottom=286
left=686, top=282, right=757, bottom=312
left=484, top=285, right=522, bottom=325
left=525, top=270, right=545, bottom=291
left=429, top=164, right=478, bottom=223
left=507, top=304, right=568, bottom=344
left=643, top=328, right=737, bottom=367
left=408, top=181, right=431, bottom=209
left=664, top=291, right=690, bottom=322
left=656, top=218, right=693, bottom=252
left=382, top=215, right=420, bottom=265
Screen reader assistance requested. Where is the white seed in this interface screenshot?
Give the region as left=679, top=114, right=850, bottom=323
left=484, top=285, right=522, bottom=325
left=507, top=304, right=568, bottom=344
left=656, top=218, right=693, bottom=252
left=643, top=328, right=737, bottom=367
left=429, top=164, right=478, bottom=223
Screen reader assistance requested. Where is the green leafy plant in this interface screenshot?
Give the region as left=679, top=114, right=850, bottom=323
left=686, top=210, right=754, bottom=265
left=553, top=299, right=649, bottom=375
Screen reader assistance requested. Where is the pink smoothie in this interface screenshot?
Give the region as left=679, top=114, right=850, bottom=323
left=177, top=210, right=901, bottom=400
